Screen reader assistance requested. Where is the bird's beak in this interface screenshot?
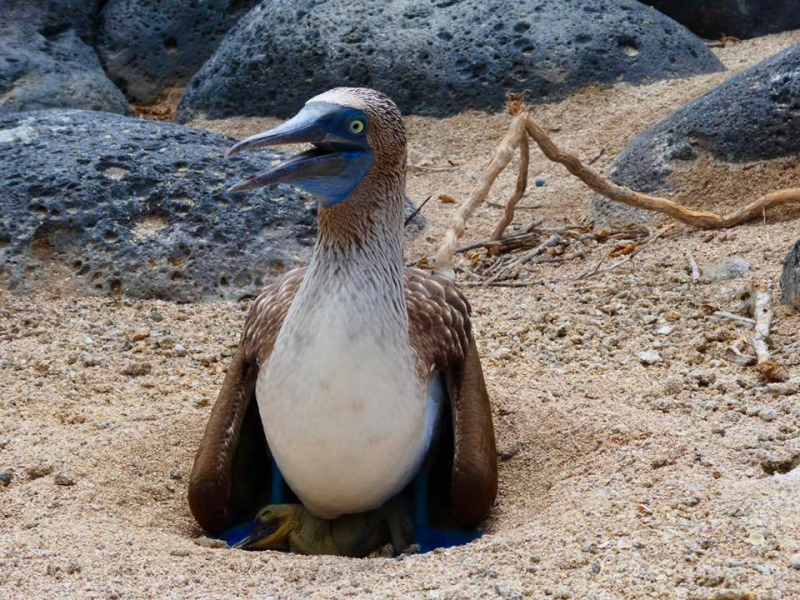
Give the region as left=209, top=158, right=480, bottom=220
left=233, top=514, right=292, bottom=551
left=225, top=103, right=333, bottom=159
left=225, top=102, right=371, bottom=198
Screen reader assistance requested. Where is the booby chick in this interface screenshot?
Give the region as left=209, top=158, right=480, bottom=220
left=188, top=88, right=497, bottom=554
left=234, top=504, right=413, bottom=557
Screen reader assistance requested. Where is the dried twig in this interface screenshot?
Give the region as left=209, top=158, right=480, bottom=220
left=575, top=226, right=672, bottom=280
left=487, top=201, right=542, bottom=211
left=586, top=146, right=606, bottom=166
left=725, top=336, right=756, bottom=366
left=490, top=134, right=530, bottom=241
left=751, top=282, right=790, bottom=381
left=434, top=113, right=527, bottom=276
left=686, top=252, right=700, bottom=284
left=460, top=279, right=545, bottom=288
left=404, top=195, right=431, bottom=227
left=484, top=233, right=561, bottom=285
left=522, top=115, right=800, bottom=229
left=711, top=311, right=755, bottom=325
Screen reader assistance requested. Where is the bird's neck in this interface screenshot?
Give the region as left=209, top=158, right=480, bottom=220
left=304, top=169, right=407, bottom=303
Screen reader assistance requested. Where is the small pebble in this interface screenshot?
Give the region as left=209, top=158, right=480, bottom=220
left=656, top=325, right=673, bottom=335
left=83, top=335, right=95, bottom=346
left=663, top=375, right=683, bottom=395
left=132, top=329, right=151, bottom=341
left=27, top=464, right=53, bottom=479
left=149, top=310, right=164, bottom=322
left=535, top=178, right=546, bottom=187
left=54, top=472, right=76, bottom=486
left=638, top=350, right=662, bottom=365
left=758, top=407, right=778, bottom=422
left=82, top=354, right=98, bottom=367
left=0, top=471, right=12, bottom=486
left=170, top=549, right=191, bottom=557
left=705, top=257, right=750, bottom=282
left=193, top=536, right=228, bottom=549
left=174, top=343, right=188, bottom=357
left=495, top=584, right=523, bottom=600
left=493, top=347, right=513, bottom=360
left=789, top=554, right=800, bottom=570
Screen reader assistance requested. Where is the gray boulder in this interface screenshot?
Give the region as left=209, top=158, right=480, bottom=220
left=0, top=110, right=317, bottom=301
left=96, top=0, right=261, bottom=104
left=586, top=44, right=800, bottom=226
left=1, top=0, right=101, bottom=44
left=177, top=0, right=723, bottom=121
left=645, top=1, right=800, bottom=40
left=0, top=2, right=129, bottom=114
left=782, top=239, right=800, bottom=311
left=0, top=28, right=130, bottom=115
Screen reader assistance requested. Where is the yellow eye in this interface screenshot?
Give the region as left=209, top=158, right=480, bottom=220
left=348, top=119, right=366, bottom=135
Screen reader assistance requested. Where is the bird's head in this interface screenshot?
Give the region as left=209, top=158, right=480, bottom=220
left=233, top=504, right=304, bottom=551
left=226, top=88, right=406, bottom=207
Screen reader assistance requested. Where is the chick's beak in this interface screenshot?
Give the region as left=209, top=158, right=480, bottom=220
left=233, top=515, right=292, bottom=551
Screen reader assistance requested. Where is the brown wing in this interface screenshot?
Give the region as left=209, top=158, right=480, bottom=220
left=405, top=268, right=498, bottom=528
left=189, top=266, right=497, bottom=534
left=188, top=268, right=306, bottom=535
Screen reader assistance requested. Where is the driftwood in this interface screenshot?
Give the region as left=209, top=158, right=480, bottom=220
left=434, top=102, right=800, bottom=276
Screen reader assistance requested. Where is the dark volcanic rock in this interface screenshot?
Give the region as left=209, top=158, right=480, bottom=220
left=97, top=0, right=261, bottom=104
left=586, top=45, right=800, bottom=226
left=2, top=0, right=101, bottom=44
left=0, top=110, right=318, bottom=300
left=0, top=2, right=129, bottom=114
left=782, top=239, right=800, bottom=311
left=645, top=1, right=800, bottom=40
left=177, top=0, right=723, bottom=122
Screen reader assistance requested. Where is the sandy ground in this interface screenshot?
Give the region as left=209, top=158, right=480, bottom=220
left=2, top=30, right=800, bottom=600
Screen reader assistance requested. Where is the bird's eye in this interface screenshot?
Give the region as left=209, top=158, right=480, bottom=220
left=348, top=118, right=366, bottom=135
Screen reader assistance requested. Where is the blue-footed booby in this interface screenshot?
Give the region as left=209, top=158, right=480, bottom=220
left=188, top=88, right=497, bottom=555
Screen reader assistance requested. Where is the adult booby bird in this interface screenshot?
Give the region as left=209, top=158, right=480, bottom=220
left=188, top=88, right=497, bottom=553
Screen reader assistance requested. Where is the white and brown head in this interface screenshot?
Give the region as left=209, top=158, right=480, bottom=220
left=226, top=87, right=406, bottom=207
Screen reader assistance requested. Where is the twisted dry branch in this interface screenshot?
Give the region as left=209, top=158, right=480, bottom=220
left=434, top=113, right=526, bottom=278
left=434, top=107, right=800, bottom=276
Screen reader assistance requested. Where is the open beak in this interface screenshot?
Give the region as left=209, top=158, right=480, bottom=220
left=225, top=102, right=370, bottom=196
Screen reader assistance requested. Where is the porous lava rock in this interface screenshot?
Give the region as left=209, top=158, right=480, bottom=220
left=177, top=0, right=723, bottom=121
left=782, top=239, right=800, bottom=311
left=0, top=1, right=129, bottom=114
left=96, top=0, right=261, bottom=104
left=0, top=110, right=317, bottom=300
left=586, top=45, right=800, bottom=226
left=645, top=0, right=800, bottom=40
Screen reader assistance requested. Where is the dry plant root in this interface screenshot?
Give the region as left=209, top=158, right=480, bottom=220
left=433, top=100, right=800, bottom=278
left=521, top=117, right=800, bottom=229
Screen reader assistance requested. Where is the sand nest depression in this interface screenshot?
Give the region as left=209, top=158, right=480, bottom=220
left=2, top=31, right=800, bottom=600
